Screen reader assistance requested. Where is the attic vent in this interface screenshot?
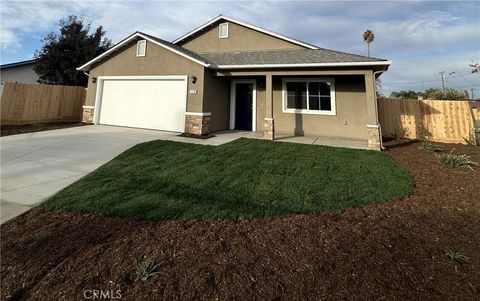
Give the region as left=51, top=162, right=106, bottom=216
left=136, top=40, right=146, bottom=57
left=219, top=22, right=229, bottom=39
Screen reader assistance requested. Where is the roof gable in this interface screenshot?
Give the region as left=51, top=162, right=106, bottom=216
left=173, top=15, right=318, bottom=50
left=77, top=32, right=210, bottom=71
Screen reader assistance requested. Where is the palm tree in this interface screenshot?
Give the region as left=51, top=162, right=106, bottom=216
left=363, top=29, right=375, bottom=57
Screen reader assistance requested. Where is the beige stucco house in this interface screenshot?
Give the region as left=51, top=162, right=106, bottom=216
left=78, top=15, right=391, bottom=150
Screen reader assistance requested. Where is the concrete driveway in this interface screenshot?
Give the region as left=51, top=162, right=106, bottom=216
left=0, top=125, right=180, bottom=224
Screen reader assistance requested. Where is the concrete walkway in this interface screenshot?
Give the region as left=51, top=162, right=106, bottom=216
left=0, top=125, right=366, bottom=224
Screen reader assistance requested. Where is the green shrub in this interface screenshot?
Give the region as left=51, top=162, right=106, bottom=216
left=30, top=233, right=51, bottom=248
left=435, top=149, right=477, bottom=170
left=418, top=141, right=442, bottom=152
left=417, top=124, right=431, bottom=141
left=135, top=259, right=161, bottom=281
left=392, top=124, right=408, bottom=139
left=443, top=249, right=469, bottom=263
left=463, top=133, right=475, bottom=146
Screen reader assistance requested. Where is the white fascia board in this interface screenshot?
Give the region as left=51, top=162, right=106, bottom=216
left=77, top=33, right=210, bottom=71
left=214, top=61, right=392, bottom=69
left=173, top=15, right=318, bottom=50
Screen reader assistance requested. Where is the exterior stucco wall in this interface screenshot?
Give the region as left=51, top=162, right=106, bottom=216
left=271, top=75, right=368, bottom=140
left=178, top=21, right=305, bottom=53
left=85, top=39, right=205, bottom=112
left=202, top=70, right=230, bottom=132
left=201, top=74, right=369, bottom=140
left=1, top=64, right=39, bottom=84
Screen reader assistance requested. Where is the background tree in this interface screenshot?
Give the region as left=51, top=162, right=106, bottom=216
left=390, top=88, right=469, bottom=100
left=34, top=16, right=112, bottom=87
left=390, top=90, right=420, bottom=99
left=362, top=29, right=375, bottom=57
left=423, top=88, right=469, bottom=100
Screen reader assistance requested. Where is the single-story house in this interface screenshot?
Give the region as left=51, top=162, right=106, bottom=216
left=0, top=59, right=39, bottom=85
left=77, top=15, right=391, bottom=150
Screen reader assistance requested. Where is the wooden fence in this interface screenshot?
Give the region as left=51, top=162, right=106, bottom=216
left=378, top=98, right=476, bottom=144
left=1, top=82, right=86, bottom=125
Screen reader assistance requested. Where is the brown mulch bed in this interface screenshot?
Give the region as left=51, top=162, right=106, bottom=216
left=178, top=132, right=216, bottom=139
left=0, top=122, right=86, bottom=137
left=1, top=143, right=479, bottom=300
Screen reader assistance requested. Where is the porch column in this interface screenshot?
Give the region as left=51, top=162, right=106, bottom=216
left=365, top=70, right=381, bottom=150
left=264, top=74, right=274, bottom=140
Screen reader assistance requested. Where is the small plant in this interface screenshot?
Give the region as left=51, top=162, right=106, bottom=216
left=418, top=140, right=442, bottom=152
left=443, top=249, right=469, bottom=263
left=135, top=259, right=160, bottom=281
left=30, top=233, right=50, bottom=248
left=435, top=149, right=477, bottom=170
left=463, top=133, right=475, bottom=146
left=417, top=123, right=431, bottom=141
left=392, top=124, right=408, bottom=140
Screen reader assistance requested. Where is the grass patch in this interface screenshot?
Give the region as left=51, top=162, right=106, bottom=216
left=41, top=139, right=413, bottom=220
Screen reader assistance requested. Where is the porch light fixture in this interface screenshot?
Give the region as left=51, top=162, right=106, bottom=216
left=191, top=75, right=197, bottom=84
left=91, top=76, right=97, bottom=83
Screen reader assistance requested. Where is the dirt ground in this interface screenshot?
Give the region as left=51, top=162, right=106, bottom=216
left=0, top=122, right=86, bottom=137
left=1, top=142, right=479, bottom=300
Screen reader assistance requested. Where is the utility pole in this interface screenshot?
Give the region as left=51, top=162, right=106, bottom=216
left=439, top=71, right=446, bottom=94
left=471, top=88, right=475, bottom=100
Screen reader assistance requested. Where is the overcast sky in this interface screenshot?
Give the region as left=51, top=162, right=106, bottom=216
left=1, top=0, right=479, bottom=96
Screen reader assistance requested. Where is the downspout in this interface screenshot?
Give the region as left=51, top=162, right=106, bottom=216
left=373, top=69, right=387, bottom=150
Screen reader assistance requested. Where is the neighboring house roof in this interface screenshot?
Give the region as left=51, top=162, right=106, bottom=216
left=0, top=59, right=36, bottom=70
left=173, top=15, right=319, bottom=50
left=77, top=32, right=211, bottom=71
left=202, top=49, right=391, bottom=69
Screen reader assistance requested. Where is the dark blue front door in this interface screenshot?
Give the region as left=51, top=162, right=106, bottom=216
left=235, top=83, right=253, bottom=131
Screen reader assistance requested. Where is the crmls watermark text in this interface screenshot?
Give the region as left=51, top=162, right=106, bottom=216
left=83, top=289, right=122, bottom=299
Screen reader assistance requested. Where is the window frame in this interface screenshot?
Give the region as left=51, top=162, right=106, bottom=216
left=282, top=78, right=336, bottom=115
left=219, top=22, right=229, bottom=39
left=136, top=40, right=146, bottom=57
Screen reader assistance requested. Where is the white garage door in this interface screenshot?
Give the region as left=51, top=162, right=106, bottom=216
left=97, top=76, right=187, bottom=132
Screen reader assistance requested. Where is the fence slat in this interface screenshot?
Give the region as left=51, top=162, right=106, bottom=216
left=0, top=82, right=86, bottom=125
left=379, top=98, right=476, bottom=144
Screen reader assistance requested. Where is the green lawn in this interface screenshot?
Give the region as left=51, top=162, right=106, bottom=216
left=41, top=138, right=413, bottom=220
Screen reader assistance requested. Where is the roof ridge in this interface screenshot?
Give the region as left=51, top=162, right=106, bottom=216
left=309, top=47, right=387, bottom=61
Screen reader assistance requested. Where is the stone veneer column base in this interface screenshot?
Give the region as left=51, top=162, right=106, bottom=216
left=264, top=118, right=274, bottom=140
left=367, top=124, right=382, bottom=151
left=82, top=106, right=94, bottom=123
left=185, top=112, right=211, bottom=136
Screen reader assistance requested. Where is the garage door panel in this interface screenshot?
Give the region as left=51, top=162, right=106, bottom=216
left=98, top=78, right=186, bottom=132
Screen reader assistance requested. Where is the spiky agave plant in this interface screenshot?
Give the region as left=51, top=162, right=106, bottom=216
left=135, top=259, right=161, bottom=281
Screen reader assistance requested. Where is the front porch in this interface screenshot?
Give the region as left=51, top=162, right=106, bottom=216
left=185, top=69, right=384, bottom=150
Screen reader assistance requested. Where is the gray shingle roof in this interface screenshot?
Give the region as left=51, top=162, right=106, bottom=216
left=201, top=49, right=388, bottom=67
left=78, top=30, right=389, bottom=71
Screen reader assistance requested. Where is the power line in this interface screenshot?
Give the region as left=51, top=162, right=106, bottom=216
left=390, top=71, right=478, bottom=85
left=454, top=70, right=477, bottom=86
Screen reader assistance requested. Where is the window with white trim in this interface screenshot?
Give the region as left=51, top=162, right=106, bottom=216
left=282, top=78, right=336, bottom=115
left=136, top=40, right=146, bottom=57
left=219, top=22, right=229, bottom=38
